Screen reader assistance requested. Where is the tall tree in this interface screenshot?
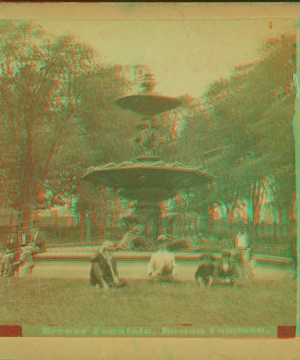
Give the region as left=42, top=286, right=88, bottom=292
left=159, top=34, right=296, bottom=239
left=0, top=20, right=128, bottom=231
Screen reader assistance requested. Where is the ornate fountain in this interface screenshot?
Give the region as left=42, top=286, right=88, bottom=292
left=81, top=92, right=214, bottom=247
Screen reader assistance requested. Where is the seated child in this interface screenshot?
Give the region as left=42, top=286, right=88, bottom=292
left=213, top=251, right=240, bottom=287
left=147, top=242, right=177, bottom=282
left=195, top=254, right=216, bottom=288
left=90, top=241, right=126, bottom=290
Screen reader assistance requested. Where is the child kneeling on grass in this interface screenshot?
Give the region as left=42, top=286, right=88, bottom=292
left=195, top=254, right=216, bottom=288
left=90, top=241, right=126, bottom=290
left=147, top=242, right=177, bottom=282
left=213, top=252, right=240, bottom=287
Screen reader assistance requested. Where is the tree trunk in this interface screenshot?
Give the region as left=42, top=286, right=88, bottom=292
left=8, top=205, right=13, bottom=228
left=79, top=211, right=86, bottom=244
left=227, top=204, right=237, bottom=240
left=85, top=210, right=91, bottom=244
left=23, top=204, right=32, bottom=235
left=288, top=204, right=295, bottom=238
left=251, top=182, right=264, bottom=241
left=22, top=172, right=34, bottom=236
left=21, top=96, right=35, bottom=236
left=199, top=203, right=209, bottom=238
left=219, top=205, right=228, bottom=234
left=277, top=208, right=283, bottom=240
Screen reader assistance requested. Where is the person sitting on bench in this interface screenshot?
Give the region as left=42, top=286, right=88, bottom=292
left=195, top=254, right=216, bottom=288
left=147, top=241, right=177, bottom=282
left=213, top=252, right=240, bottom=287
left=1, top=233, right=20, bottom=278
left=90, top=241, right=126, bottom=290
left=16, top=226, right=46, bottom=274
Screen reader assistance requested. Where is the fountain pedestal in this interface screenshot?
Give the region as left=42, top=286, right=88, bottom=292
left=132, top=203, right=161, bottom=244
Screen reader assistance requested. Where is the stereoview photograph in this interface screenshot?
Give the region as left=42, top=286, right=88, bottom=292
left=0, top=17, right=297, bottom=338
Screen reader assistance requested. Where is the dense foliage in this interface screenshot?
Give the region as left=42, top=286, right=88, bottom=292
left=0, top=21, right=296, bottom=240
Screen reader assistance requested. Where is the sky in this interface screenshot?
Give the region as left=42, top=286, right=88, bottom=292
left=41, top=19, right=295, bottom=98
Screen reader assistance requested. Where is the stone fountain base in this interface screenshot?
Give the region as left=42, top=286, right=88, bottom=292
left=14, top=250, right=293, bottom=281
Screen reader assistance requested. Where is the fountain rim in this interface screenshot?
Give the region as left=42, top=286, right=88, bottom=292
left=81, top=165, right=215, bottom=181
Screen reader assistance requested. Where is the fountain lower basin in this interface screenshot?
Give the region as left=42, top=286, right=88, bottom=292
left=21, top=251, right=293, bottom=281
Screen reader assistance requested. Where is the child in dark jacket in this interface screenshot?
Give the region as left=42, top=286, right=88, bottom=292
left=195, top=254, right=216, bottom=288
left=90, top=241, right=126, bottom=290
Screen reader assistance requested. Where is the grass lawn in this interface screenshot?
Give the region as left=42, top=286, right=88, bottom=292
left=0, top=278, right=296, bottom=327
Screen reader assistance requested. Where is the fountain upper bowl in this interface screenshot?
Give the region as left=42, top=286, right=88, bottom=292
left=115, top=95, right=181, bottom=116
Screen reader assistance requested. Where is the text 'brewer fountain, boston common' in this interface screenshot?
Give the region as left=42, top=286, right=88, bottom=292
left=81, top=94, right=215, bottom=249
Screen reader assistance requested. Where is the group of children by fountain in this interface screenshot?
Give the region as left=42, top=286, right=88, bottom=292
left=3, top=221, right=294, bottom=286
left=90, top=228, right=254, bottom=290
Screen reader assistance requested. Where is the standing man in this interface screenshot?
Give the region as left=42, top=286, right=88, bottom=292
left=290, top=229, right=297, bottom=279
left=230, top=226, right=253, bottom=282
